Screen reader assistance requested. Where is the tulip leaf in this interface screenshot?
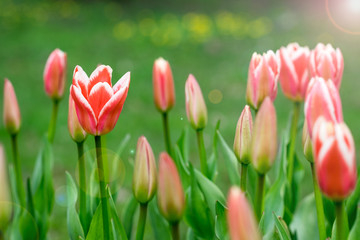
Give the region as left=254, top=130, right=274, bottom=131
left=148, top=199, right=172, bottom=240
left=273, top=212, right=291, bottom=240
left=174, top=145, right=191, bottom=188
left=216, top=130, right=240, bottom=186
left=106, top=188, right=128, bottom=240
left=347, top=173, right=360, bottom=228
left=208, top=120, right=220, bottom=181
left=121, top=195, right=138, bottom=239
left=349, top=205, right=360, bottom=240
left=176, top=126, right=190, bottom=164
left=215, top=201, right=229, bottom=240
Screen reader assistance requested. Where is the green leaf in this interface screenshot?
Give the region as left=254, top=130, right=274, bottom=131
left=121, top=195, right=138, bottom=239
left=208, top=120, right=220, bottom=181
left=173, top=145, right=191, bottom=188
left=215, top=201, right=229, bottom=240
left=216, top=130, right=240, bottom=186
left=273, top=213, right=291, bottom=240
left=86, top=203, right=103, bottom=240
left=148, top=199, right=171, bottom=240
left=106, top=188, right=128, bottom=240
left=176, top=127, right=190, bottom=164
left=349, top=205, right=360, bottom=240
left=347, top=173, right=360, bottom=228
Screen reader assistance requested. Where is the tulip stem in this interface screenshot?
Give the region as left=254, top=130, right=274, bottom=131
left=310, top=162, right=327, bottom=240
left=135, top=203, right=148, bottom=240
left=240, top=163, right=248, bottom=192
left=335, top=200, right=349, bottom=240
left=162, top=112, right=172, bottom=156
left=77, top=141, right=88, bottom=233
left=287, top=101, right=300, bottom=186
left=255, top=173, right=265, bottom=221
left=11, top=134, right=26, bottom=207
left=47, top=99, right=59, bottom=143
left=196, top=129, right=208, bottom=178
left=94, top=136, right=109, bottom=240
left=171, top=222, right=180, bottom=240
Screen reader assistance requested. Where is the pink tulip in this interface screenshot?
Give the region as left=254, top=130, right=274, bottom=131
left=153, top=57, right=175, bottom=112
left=157, top=152, right=185, bottom=223
left=246, top=51, right=279, bottom=110
left=185, top=74, right=208, bottom=130
left=233, top=105, right=253, bottom=164
left=3, top=79, right=21, bottom=135
left=304, top=77, right=343, bottom=138
left=68, top=94, right=87, bottom=143
left=310, top=43, right=343, bottom=89
left=70, top=65, right=130, bottom=136
left=227, top=187, right=261, bottom=240
left=278, top=43, right=310, bottom=101
left=312, top=117, right=357, bottom=200
left=43, top=49, right=67, bottom=99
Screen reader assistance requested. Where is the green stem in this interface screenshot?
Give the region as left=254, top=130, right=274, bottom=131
left=335, top=201, right=349, bottom=240
left=77, top=141, right=87, bottom=233
left=255, top=173, right=265, bottom=221
left=135, top=204, right=148, bottom=240
left=47, top=99, right=59, bottom=143
left=162, top=112, right=172, bottom=156
left=310, top=163, right=327, bottom=240
left=196, top=129, right=208, bottom=178
left=94, top=136, right=109, bottom=240
left=171, top=222, right=180, bottom=240
left=11, top=134, right=26, bottom=207
left=240, top=163, right=248, bottom=192
left=287, top=101, right=301, bottom=186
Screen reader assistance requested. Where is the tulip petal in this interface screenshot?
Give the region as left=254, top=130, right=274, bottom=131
left=73, top=65, right=89, bottom=98
left=113, top=71, right=130, bottom=92
left=88, top=65, right=113, bottom=93
left=88, top=82, right=114, bottom=118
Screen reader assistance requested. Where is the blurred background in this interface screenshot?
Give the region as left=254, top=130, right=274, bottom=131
left=1, top=0, right=360, bottom=238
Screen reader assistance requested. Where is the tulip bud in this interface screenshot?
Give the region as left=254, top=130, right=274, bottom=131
left=43, top=48, right=67, bottom=100
left=310, top=43, right=343, bottom=89
left=302, top=121, right=313, bottom=162
left=246, top=51, right=279, bottom=110
left=132, top=136, right=157, bottom=204
left=251, top=97, right=277, bottom=174
left=278, top=43, right=310, bottom=101
left=312, top=117, right=357, bottom=200
left=157, top=152, right=185, bottom=223
left=304, top=77, right=343, bottom=138
left=153, top=57, right=175, bottom=112
left=233, top=105, right=253, bottom=164
left=3, top=79, right=21, bottom=135
left=0, top=144, right=12, bottom=231
left=68, top=94, right=87, bottom=143
left=185, top=74, right=208, bottom=130
left=227, top=187, right=261, bottom=240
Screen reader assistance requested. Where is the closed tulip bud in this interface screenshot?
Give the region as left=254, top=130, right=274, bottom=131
left=312, top=117, right=357, bottom=200
left=157, top=152, right=185, bottom=223
left=246, top=51, right=279, bottom=110
left=43, top=49, right=67, bottom=99
left=302, top=121, right=313, bottom=162
left=132, top=136, right=157, bottom=204
left=227, top=187, right=261, bottom=240
left=233, top=105, right=253, bottom=164
left=278, top=43, right=310, bottom=101
left=304, top=77, right=343, bottom=138
left=3, top=79, right=21, bottom=135
left=0, top=144, right=12, bottom=231
left=153, top=57, right=175, bottom=112
left=310, top=43, right=343, bottom=89
left=68, top=94, right=86, bottom=143
left=185, top=74, right=208, bottom=130
left=251, top=97, right=277, bottom=174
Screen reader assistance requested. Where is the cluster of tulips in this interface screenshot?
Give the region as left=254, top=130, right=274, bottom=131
left=1, top=42, right=359, bottom=240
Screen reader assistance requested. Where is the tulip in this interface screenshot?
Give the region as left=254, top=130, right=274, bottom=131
left=246, top=50, right=279, bottom=110
left=68, top=94, right=87, bottom=143
left=133, top=136, right=157, bottom=204
left=3, top=79, right=21, bottom=135
left=312, top=117, right=357, bottom=200
left=157, top=152, right=185, bottom=223
left=278, top=43, right=310, bottom=101
left=310, top=43, right=343, bottom=89
left=0, top=144, right=12, bottom=232
left=153, top=57, right=175, bottom=112
left=227, top=187, right=261, bottom=240
left=70, top=65, right=130, bottom=136
left=43, top=48, right=67, bottom=99
left=302, top=121, right=313, bottom=162
left=304, top=77, right=343, bottom=138
left=233, top=105, right=253, bottom=164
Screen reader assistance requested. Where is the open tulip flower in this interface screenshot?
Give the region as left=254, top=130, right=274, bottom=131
left=70, top=65, right=130, bottom=136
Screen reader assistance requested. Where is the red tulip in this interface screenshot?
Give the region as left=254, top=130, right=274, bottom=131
left=3, top=79, right=21, bottom=135
left=233, top=105, right=253, bottom=164
left=312, top=117, right=357, bottom=200
left=43, top=49, right=67, bottom=99
left=70, top=65, right=130, bottom=136
left=246, top=51, right=279, bottom=110
left=227, top=187, right=261, bottom=240
left=278, top=43, right=310, bottom=101
left=310, top=43, right=343, bottom=89
left=304, top=77, right=343, bottom=138
left=68, top=94, right=87, bottom=143
left=153, top=57, right=175, bottom=112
